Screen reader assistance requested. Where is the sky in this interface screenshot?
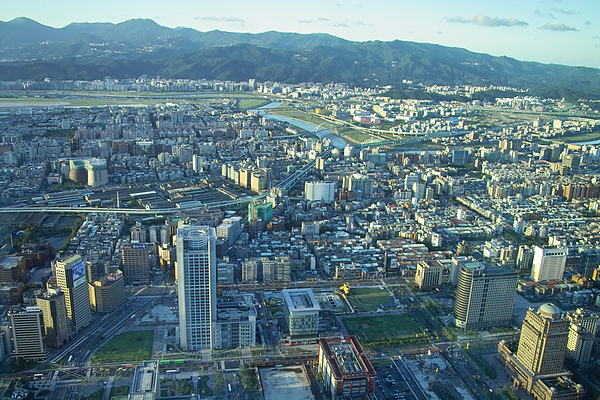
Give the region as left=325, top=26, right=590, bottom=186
left=2, top=0, right=600, bottom=68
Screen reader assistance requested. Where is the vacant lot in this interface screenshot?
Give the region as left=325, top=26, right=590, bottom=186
left=344, top=314, right=423, bottom=342
left=91, top=330, right=154, bottom=363
left=346, top=287, right=395, bottom=312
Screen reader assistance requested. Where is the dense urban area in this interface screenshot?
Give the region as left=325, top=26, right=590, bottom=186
left=0, top=77, right=599, bottom=400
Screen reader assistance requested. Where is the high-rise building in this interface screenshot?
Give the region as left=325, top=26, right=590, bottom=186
left=121, top=243, right=151, bottom=286
left=454, top=262, right=517, bottom=331
left=304, top=181, right=336, bottom=203
left=579, top=250, right=600, bottom=278
left=36, top=287, right=72, bottom=348
left=283, top=288, right=320, bottom=341
left=8, top=307, right=48, bottom=360
left=498, top=304, right=585, bottom=399
left=566, top=308, right=599, bottom=369
left=517, top=304, right=569, bottom=375
left=531, top=246, right=567, bottom=282
left=89, top=272, right=126, bottom=313
left=262, top=256, right=291, bottom=283
left=177, top=225, right=216, bottom=351
left=55, top=254, right=91, bottom=333
left=415, top=260, right=443, bottom=290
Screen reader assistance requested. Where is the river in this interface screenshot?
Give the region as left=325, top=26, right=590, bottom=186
left=252, top=102, right=348, bottom=149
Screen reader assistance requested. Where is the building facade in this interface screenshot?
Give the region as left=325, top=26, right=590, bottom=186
left=318, top=336, right=376, bottom=400
left=304, top=181, right=336, bottom=203
left=454, top=262, right=517, bottom=331
left=55, top=254, right=91, bottom=333
left=177, top=225, right=216, bottom=351
left=8, top=307, right=48, bottom=360
left=531, top=246, right=567, bottom=282
left=121, top=243, right=151, bottom=286
left=415, top=260, right=443, bottom=290
left=283, top=288, right=320, bottom=341
left=36, top=287, right=72, bottom=348
left=89, top=272, right=126, bottom=313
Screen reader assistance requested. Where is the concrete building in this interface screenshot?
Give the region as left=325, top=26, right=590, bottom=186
left=304, top=181, right=336, bottom=203
left=454, top=262, right=517, bottom=331
left=212, top=309, right=256, bottom=349
left=55, top=254, right=91, bottom=333
left=301, top=221, right=320, bottom=236
left=498, top=304, right=585, bottom=400
left=242, top=259, right=259, bottom=283
left=531, top=246, right=567, bottom=282
left=415, top=260, right=443, bottom=290
left=318, top=336, right=376, bottom=400
left=177, top=224, right=216, bottom=351
left=121, top=243, right=151, bottom=286
left=89, top=272, right=126, bottom=313
left=130, top=361, right=159, bottom=400
left=216, top=216, right=242, bottom=247
left=566, top=308, right=599, bottom=369
left=8, top=307, right=48, bottom=360
left=262, top=256, right=291, bottom=283
left=283, top=288, right=320, bottom=341
left=36, top=287, right=72, bottom=348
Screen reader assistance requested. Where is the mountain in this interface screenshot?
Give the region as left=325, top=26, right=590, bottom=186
left=1, top=17, right=599, bottom=100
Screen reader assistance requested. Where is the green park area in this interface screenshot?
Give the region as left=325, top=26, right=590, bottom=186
left=264, top=296, right=285, bottom=318
left=343, top=314, right=426, bottom=346
left=346, top=287, right=396, bottom=312
left=91, top=330, right=154, bottom=364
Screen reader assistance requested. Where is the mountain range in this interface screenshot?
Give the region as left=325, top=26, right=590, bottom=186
left=1, top=17, right=599, bottom=100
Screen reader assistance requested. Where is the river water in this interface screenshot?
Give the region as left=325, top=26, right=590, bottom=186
left=252, top=102, right=348, bottom=149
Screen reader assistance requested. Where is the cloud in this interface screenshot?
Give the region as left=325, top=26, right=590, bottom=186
left=437, top=31, right=442, bottom=34
left=334, top=22, right=349, bottom=28
left=539, top=23, right=577, bottom=31
left=447, top=13, right=528, bottom=27
left=534, top=10, right=555, bottom=19
left=585, top=21, right=591, bottom=25
left=195, top=16, right=245, bottom=26
left=318, top=18, right=331, bottom=22
left=552, top=8, right=577, bottom=15
left=353, top=21, right=367, bottom=26
left=298, top=20, right=312, bottom=24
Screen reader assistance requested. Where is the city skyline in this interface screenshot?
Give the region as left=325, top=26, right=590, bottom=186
left=2, top=0, right=599, bottom=69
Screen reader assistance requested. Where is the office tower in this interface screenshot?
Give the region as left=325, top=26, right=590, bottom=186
left=121, top=243, right=150, bottom=286
left=283, top=288, right=320, bottom=341
left=177, top=225, right=216, bottom=351
left=415, top=260, right=443, bottom=290
left=304, top=181, right=336, bottom=203
left=242, top=259, right=259, bottom=283
left=516, top=304, right=569, bottom=375
left=579, top=250, right=600, bottom=278
left=531, top=246, right=567, bottom=282
left=516, top=245, right=534, bottom=270
left=55, top=254, right=91, bottom=333
left=36, top=287, right=72, bottom=348
left=261, top=256, right=291, bottom=283
left=8, top=307, right=48, bottom=360
left=130, top=222, right=148, bottom=243
left=216, top=216, right=242, bottom=247
left=454, top=262, right=517, bottom=331
left=89, top=272, right=126, bottom=313
left=566, top=308, right=599, bottom=369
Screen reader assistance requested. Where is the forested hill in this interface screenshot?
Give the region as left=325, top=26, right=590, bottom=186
left=1, top=17, right=599, bottom=99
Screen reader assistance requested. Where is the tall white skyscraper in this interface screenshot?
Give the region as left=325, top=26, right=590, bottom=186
left=177, top=224, right=216, bottom=351
left=531, top=246, right=567, bottom=282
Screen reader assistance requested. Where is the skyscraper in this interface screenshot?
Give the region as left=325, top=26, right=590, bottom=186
left=55, top=254, right=91, bottom=333
left=531, top=246, right=567, bottom=282
left=566, top=308, right=599, bottom=369
left=454, top=262, right=517, bottom=330
left=498, top=304, right=585, bottom=399
left=516, top=304, right=569, bottom=375
left=121, top=243, right=151, bottom=286
left=177, top=224, right=216, bottom=351
left=36, top=287, right=72, bottom=348
left=8, top=307, right=48, bottom=360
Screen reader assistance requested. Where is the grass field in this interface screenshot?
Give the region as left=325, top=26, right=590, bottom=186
left=110, top=386, right=129, bottom=398
left=91, top=330, right=154, bottom=364
left=197, top=376, right=214, bottom=397
left=238, top=98, right=268, bottom=109
left=343, top=314, right=423, bottom=342
left=346, top=287, right=395, bottom=312
left=338, top=127, right=374, bottom=144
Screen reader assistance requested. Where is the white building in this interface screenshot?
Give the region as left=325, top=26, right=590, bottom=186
left=177, top=225, right=216, bottom=351
left=531, top=246, right=567, bottom=282
left=304, top=181, right=336, bottom=203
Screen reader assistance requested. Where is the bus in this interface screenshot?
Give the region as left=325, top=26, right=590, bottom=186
left=228, top=384, right=232, bottom=392
left=166, top=369, right=179, bottom=374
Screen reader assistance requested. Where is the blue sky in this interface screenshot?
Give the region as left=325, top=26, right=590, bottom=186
left=3, top=0, right=599, bottom=68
